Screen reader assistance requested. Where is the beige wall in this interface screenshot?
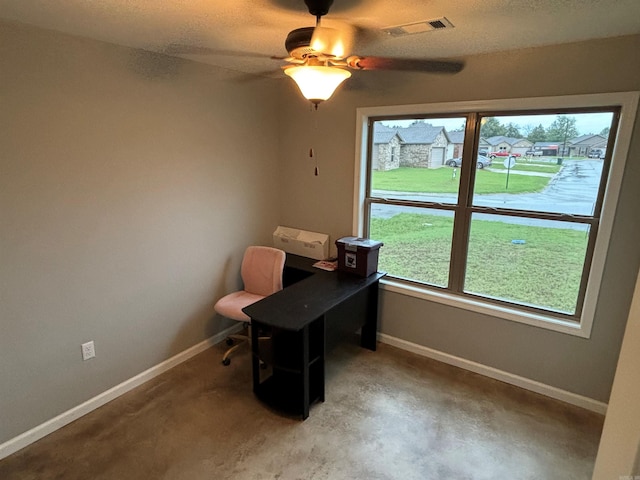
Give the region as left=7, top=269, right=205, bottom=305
left=593, top=270, right=640, bottom=478
left=0, top=21, right=281, bottom=443
left=277, top=34, right=640, bottom=402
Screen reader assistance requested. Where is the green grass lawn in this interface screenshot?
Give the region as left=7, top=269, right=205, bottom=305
left=372, top=167, right=551, bottom=194
left=370, top=212, right=588, bottom=314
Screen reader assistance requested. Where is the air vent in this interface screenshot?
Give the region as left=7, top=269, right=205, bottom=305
left=428, top=19, right=448, bottom=29
left=382, top=17, right=454, bottom=37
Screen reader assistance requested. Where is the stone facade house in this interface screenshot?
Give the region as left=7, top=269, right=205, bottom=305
left=372, top=122, right=452, bottom=170
left=372, top=124, right=404, bottom=171
left=398, top=123, right=451, bottom=168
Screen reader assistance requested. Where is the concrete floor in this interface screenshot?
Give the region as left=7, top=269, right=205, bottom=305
left=0, top=340, right=604, bottom=479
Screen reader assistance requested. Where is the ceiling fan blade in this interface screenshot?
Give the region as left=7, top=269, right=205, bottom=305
left=236, top=69, right=284, bottom=81
left=348, top=56, right=465, bottom=74
left=163, top=43, right=276, bottom=59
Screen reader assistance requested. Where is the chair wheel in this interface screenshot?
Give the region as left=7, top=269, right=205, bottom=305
left=222, top=358, right=231, bottom=366
left=225, top=338, right=234, bottom=346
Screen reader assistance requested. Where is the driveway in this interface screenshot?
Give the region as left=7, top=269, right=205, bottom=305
left=476, top=159, right=602, bottom=215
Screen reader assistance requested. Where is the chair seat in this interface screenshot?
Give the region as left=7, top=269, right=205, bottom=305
left=214, top=290, right=265, bottom=322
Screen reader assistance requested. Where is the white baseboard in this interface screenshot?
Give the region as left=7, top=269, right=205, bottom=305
left=0, top=324, right=243, bottom=461
left=378, top=333, right=608, bottom=415
left=1, top=326, right=606, bottom=461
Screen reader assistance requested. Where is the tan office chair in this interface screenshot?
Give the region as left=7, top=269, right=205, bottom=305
left=214, top=246, right=286, bottom=366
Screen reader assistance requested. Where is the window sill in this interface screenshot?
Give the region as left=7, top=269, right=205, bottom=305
left=380, top=278, right=589, bottom=338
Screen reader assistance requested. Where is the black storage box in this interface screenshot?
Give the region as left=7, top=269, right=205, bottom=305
left=336, top=237, right=383, bottom=277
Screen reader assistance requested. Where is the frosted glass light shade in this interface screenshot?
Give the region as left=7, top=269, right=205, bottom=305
left=284, top=65, right=351, bottom=104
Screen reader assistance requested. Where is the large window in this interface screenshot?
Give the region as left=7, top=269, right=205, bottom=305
left=356, top=94, right=638, bottom=336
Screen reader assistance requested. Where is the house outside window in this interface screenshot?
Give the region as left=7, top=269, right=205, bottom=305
left=355, top=93, right=638, bottom=337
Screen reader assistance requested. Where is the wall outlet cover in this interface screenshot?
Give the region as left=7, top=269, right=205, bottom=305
left=81, top=341, right=95, bottom=361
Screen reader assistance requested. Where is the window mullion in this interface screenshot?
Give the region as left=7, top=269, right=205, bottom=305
left=448, top=113, right=481, bottom=292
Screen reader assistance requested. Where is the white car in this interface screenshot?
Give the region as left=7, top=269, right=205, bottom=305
left=446, top=155, right=493, bottom=169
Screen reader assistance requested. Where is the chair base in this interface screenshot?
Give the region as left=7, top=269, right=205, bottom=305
left=221, top=333, right=249, bottom=365
left=221, top=325, right=271, bottom=366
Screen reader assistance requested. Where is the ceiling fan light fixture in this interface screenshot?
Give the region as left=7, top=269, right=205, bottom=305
left=284, top=65, right=351, bottom=104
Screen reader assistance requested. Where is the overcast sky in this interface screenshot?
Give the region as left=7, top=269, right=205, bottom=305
left=383, top=112, right=614, bottom=136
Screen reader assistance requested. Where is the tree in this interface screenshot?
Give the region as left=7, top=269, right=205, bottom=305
left=504, top=122, right=522, bottom=138
left=521, top=124, right=534, bottom=137
left=547, top=115, right=579, bottom=156
left=480, top=117, right=507, bottom=138
left=546, top=115, right=579, bottom=141
left=600, top=126, right=610, bottom=137
left=527, top=124, right=548, bottom=143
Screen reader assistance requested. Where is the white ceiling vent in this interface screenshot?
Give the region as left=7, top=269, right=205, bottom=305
left=382, top=17, right=454, bottom=37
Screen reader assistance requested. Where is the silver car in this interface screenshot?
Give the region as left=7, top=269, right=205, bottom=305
left=446, top=154, right=492, bottom=169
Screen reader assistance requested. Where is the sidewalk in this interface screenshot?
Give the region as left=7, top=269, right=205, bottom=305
left=485, top=168, right=556, bottom=177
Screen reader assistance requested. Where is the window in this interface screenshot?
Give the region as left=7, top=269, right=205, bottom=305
left=355, top=93, right=638, bottom=337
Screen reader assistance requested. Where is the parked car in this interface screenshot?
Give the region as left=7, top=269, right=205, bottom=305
left=446, top=155, right=492, bottom=169
left=479, top=148, right=489, bottom=156
left=525, top=150, right=543, bottom=156
left=588, top=150, right=604, bottom=158
left=488, top=151, right=522, bottom=158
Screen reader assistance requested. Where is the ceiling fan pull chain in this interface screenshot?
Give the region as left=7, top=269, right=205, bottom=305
left=310, top=146, right=319, bottom=176
left=309, top=105, right=319, bottom=176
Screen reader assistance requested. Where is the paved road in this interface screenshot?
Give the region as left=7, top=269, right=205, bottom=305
left=371, top=160, right=603, bottom=230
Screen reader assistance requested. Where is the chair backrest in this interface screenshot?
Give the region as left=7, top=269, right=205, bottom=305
left=241, top=246, right=286, bottom=297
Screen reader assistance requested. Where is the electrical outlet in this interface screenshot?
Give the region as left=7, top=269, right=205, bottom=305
left=81, top=341, right=95, bottom=361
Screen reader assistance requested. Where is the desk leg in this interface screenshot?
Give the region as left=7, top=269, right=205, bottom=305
left=319, top=315, right=326, bottom=403
left=360, top=280, right=379, bottom=351
left=250, top=319, right=260, bottom=393
left=301, top=325, right=310, bottom=420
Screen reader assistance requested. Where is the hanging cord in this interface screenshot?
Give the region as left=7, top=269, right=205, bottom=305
left=309, top=103, right=319, bottom=175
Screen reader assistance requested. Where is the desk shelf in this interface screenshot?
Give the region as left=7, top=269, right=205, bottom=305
left=253, top=363, right=324, bottom=417
left=251, top=318, right=325, bottom=419
left=253, top=321, right=323, bottom=372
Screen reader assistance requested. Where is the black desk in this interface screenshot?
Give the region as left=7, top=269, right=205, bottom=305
left=242, top=254, right=385, bottom=419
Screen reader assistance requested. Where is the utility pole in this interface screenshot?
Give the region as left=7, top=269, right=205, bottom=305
left=562, top=120, right=570, bottom=157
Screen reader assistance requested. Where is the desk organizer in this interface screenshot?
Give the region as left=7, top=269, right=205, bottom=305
left=273, top=226, right=329, bottom=260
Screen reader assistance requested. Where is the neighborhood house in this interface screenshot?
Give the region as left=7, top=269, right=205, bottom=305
left=372, top=124, right=608, bottom=171
left=372, top=123, right=452, bottom=171
left=566, top=134, right=608, bottom=156
left=482, top=136, right=533, bottom=156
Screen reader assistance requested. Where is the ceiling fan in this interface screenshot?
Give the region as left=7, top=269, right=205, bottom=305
left=281, top=0, right=465, bottom=106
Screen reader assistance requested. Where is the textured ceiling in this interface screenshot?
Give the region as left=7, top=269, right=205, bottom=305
left=1, top=0, right=639, bottom=77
